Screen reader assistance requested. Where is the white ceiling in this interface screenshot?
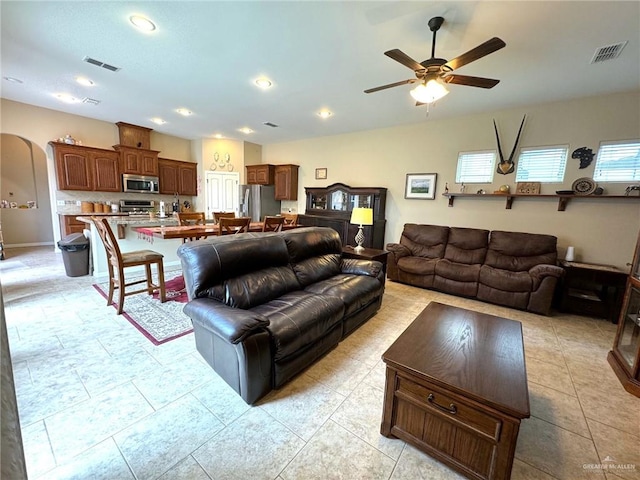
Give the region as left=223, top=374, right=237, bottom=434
left=1, top=1, right=639, bottom=145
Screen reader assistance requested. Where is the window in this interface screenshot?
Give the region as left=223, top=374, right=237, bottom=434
left=593, top=140, right=640, bottom=182
left=515, top=146, right=568, bottom=182
left=456, top=150, right=496, bottom=183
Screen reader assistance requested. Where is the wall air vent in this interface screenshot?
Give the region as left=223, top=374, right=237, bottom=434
left=590, top=41, right=627, bottom=64
left=263, top=122, right=279, bottom=128
left=82, top=97, right=101, bottom=105
left=82, top=56, right=121, bottom=72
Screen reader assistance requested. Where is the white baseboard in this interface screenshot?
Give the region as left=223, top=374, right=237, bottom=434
left=3, top=242, right=55, bottom=248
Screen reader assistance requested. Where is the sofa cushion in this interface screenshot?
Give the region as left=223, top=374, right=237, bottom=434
left=435, top=260, right=481, bottom=282
left=484, top=231, right=558, bottom=271
left=284, top=227, right=343, bottom=286
left=444, top=227, right=489, bottom=264
left=400, top=224, right=449, bottom=258
left=252, top=291, right=345, bottom=361
left=218, top=267, right=301, bottom=309
left=397, top=256, right=438, bottom=275
left=479, top=265, right=533, bottom=292
left=305, top=274, right=382, bottom=316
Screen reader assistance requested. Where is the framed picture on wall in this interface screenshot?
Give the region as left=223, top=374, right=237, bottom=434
left=315, top=168, right=328, bottom=180
left=405, top=173, right=437, bottom=200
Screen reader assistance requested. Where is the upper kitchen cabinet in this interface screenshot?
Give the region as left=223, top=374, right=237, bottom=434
left=116, top=122, right=152, bottom=149
left=114, top=145, right=160, bottom=176
left=274, top=164, right=299, bottom=200
left=158, top=158, right=197, bottom=196
left=50, top=142, right=121, bottom=192
left=246, top=164, right=275, bottom=185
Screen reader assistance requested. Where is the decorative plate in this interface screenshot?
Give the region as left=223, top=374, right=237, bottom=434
left=571, top=177, right=596, bottom=195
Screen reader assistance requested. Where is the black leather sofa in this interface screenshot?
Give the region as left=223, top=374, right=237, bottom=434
left=177, top=227, right=385, bottom=404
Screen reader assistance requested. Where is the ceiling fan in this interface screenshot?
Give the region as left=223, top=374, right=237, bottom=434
left=365, top=16, right=506, bottom=105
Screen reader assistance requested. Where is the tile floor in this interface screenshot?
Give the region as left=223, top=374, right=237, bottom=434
left=2, top=246, right=639, bottom=480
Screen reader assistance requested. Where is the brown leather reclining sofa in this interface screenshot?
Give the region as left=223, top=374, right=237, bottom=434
left=177, top=227, right=385, bottom=404
left=386, top=224, right=563, bottom=315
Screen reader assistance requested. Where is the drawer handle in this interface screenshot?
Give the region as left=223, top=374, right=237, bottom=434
left=427, top=393, right=457, bottom=415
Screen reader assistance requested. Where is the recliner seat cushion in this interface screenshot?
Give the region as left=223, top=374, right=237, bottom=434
left=397, top=256, right=438, bottom=275
left=251, top=291, right=345, bottom=361
left=305, top=274, right=382, bottom=316
left=479, top=265, right=532, bottom=292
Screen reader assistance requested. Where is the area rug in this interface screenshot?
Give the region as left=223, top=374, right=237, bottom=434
left=93, top=272, right=193, bottom=345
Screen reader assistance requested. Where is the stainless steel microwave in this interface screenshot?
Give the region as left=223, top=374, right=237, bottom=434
left=122, top=174, right=159, bottom=194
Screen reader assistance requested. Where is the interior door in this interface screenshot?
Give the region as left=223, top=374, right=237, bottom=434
left=205, top=171, right=239, bottom=219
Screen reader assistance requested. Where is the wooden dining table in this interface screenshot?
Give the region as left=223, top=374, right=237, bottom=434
left=135, top=222, right=300, bottom=240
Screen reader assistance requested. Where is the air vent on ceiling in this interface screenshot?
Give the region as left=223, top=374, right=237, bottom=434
left=590, top=41, right=628, bottom=64
left=82, top=97, right=101, bottom=105
left=263, top=122, right=279, bottom=128
left=82, top=56, right=121, bottom=72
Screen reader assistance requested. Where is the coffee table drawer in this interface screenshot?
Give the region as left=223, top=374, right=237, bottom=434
left=396, top=375, right=502, bottom=441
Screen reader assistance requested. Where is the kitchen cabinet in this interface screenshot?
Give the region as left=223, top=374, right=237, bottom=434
left=115, top=145, right=159, bottom=176
left=50, top=142, right=121, bottom=192
left=59, top=215, right=85, bottom=237
left=274, top=164, right=299, bottom=200
left=299, top=183, right=387, bottom=249
left=158, top=158, right=197, bottom=196
left=246, top=164, right=275, bottom=185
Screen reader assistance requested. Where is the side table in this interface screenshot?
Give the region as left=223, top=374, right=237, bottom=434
left=342, top=246, right=389, bottom=277
left=557, top=260, right=628, bottom=322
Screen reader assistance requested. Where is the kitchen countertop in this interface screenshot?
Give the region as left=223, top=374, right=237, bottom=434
left=76, top=215, right=180, bottom=227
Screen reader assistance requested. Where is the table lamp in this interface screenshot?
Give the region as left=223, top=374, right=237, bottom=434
left=350, top=207, right=373, bottom=253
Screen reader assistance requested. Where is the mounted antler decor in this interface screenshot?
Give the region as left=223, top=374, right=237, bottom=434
left=571, top=147, right=595, bottom=169
left=494, top=115, right=526, bottom=175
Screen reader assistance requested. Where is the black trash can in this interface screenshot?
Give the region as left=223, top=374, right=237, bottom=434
left=57, top=233, right=90, bottom=277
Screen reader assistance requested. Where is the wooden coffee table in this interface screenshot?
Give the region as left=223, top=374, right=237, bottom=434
left=381, top=302, right=530, bottom=480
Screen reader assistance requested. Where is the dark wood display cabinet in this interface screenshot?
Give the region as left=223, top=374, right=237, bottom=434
left=299, top=183, right=387, bottom=249
left=608, top=229, right=640, bottom=397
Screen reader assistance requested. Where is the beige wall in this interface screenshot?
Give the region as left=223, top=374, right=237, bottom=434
left=264, top=91, right=640, bottom=270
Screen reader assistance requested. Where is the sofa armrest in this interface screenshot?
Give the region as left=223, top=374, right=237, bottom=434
left=183, top=298, right=269, bottom=344
left=529, top=264, right=564, bottom=290
left=386, top=243, right=411, bottom=258
left=341, top=258, right=382, bottom=278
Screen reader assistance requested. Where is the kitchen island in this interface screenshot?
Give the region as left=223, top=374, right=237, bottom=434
left=76, top=215, right=184, bottom=279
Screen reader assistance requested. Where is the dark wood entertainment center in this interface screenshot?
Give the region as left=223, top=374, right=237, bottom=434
left=298, top=183, right=387, bottom=249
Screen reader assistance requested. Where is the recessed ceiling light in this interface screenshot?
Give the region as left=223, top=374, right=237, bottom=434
left=129, top=15, right=156, bottom=32
left=254, top=78, right=272, bottom=89
left=176, top=108, right=192, bottom=116
left=238, top=127, right=254, bottom=134
left=76, top=76, right=94, bottom=86
left=150, top=117, right=166, bottom=125
left=54, top=93, right=78, bottom=103
left=3, top=76, right=23, bottom=84
left=317, top=109, right=333, bottom=119
left=213, top=134, right=224, bottom=139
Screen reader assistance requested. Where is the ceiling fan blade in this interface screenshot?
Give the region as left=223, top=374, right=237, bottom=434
left=384, top=49, right=425, bottom=72
left=364, top=79, right=416, bottom=94
left=443, top=37, right=506, bottom=71
left=443, top=74, right=500, bottom=88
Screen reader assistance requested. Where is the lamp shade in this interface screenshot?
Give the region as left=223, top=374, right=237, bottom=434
left=350, top=207, right=373, bottom=226
left=410, top=79, right=449, bottom=104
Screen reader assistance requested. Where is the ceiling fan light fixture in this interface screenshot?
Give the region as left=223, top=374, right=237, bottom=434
left=129, top=15, right=156, bottom=32
left=410, top=79, right=449, bottom=104
left=254, top=78, right=272, bottom=89
left=150, top=117, right=166, bottom=125
left=317, top=109, right=332, bottom=119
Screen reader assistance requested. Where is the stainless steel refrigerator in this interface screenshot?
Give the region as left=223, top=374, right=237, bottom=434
left=239, top=185, right=281, bottom=222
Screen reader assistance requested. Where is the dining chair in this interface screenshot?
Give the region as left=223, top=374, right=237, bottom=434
left=213, top=211, right=235, bottom=224
left=176, top=212, right=207, bottom=242
left=262, top=215, right=285, bottom=232
left=92, top=216, right=166, bottom=314
left=218, top=216, right=251, bottom=235
left=282, top=213, right=298, bottom=226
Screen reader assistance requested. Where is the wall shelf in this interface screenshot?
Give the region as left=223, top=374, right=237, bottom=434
left=442, top=193, right=640, bottom=211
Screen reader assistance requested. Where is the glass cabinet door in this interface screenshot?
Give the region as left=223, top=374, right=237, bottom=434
left=330, top=190, right=348, bottom=211
left=311, top=194, right=327, bottom=209
left=616, top=286, right=640, bottom=370
left=350, top=194, right=372, bottom=209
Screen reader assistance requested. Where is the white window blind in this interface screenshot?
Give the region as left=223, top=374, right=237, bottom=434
left=593, top=140, right=640, bottom=182
left=515, top=146, right=568, bottom=182
left=456, top=151, right=496, bottom=183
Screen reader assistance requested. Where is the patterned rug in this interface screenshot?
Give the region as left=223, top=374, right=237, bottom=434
left=93, top=272, right=193, bottom=345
